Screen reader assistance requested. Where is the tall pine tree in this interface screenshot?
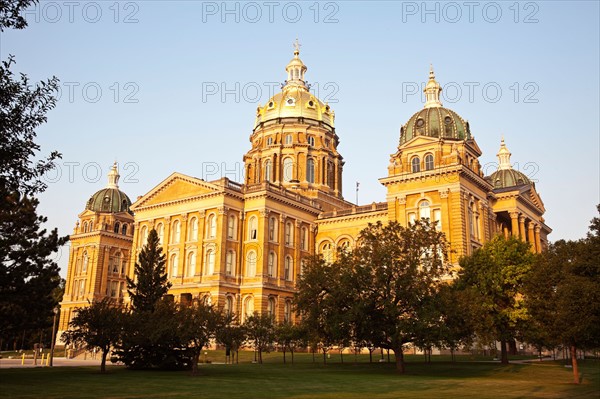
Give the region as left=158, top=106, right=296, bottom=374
left=126, top=229, right=171, bottom=313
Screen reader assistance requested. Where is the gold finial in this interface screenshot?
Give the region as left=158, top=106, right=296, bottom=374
left=293, top=38, right=301, bottom=56
left=429, top=64, right=435, bottom=79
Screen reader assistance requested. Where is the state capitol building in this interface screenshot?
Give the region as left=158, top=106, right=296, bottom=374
left=57, top=46, right=551, bottom=338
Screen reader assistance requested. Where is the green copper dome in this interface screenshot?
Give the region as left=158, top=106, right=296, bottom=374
left=485, top=138, right=532, bottom=189
left=399, top=66, right=471, bottom=145
left=85, top=163, right=132, bottom=214
left=400, top=106, right=471, bottom=145
left=86, top=187, right=132, bottom=213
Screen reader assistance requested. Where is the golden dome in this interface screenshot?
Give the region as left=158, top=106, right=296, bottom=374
left=254, top=44, right=334, bottom=129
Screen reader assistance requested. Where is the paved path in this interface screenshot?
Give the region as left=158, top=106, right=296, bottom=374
left=0, top=357, right=104, bottom=369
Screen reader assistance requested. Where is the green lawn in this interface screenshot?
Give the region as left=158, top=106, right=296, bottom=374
left=1, top=355, right=598, bottom=399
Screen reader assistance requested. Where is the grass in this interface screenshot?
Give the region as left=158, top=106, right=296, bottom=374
left=1, top=353, right=598, bottom=399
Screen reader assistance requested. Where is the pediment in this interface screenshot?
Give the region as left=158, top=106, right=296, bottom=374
left=131, top=173, right=221, bottom=210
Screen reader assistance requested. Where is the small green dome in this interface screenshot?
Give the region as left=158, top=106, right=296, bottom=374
left=400, top=106, right=471, bottom=145
left=86, top=187, right=132, bottom=214
left=486, top=169, right=531, bottom=189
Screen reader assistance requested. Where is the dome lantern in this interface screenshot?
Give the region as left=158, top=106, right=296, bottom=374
left=284, top=39, right=308, bottom=89
left=106, top=162, right=120, bottom=189
left=424, top=65, right=443, bottom=109
left=486, top=138, right=532, bottom=189
left=497, top=137, right=512, bottom=170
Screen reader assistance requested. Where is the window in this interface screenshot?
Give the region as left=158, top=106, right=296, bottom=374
left=320, top=242, right=333, bottom=262
left=268, top=251, right=276, bottom=277
left=122, top=224, right=128, bottom=235
left=264, top=160, right=272, bottom=182
left=140, top=226, right=148, bottom=245
left=226, top=250, right=235, bottom=276
left=224, top=296, right=234, bottom=316
left=284, top=256, right=293, bottom=281
left=112, top=252, right=121, bottom=274
left=110, top=281, right=118, bottom=298
left=227, top=215, right=236, bottom=239
left=205, top=249, right=215, bottom=275
left=425, top=154, right=434, bottom=171
left=283, top=158, right=293, bottom=182
left=114, top=222, right=120, bottom=234
left=248, top=216, right=258, bottom=240
left=285, top=134, right=292, bottom=145
left=469, top=202, right=475, bottom=238
left=171, top=220, right=181, bottom=244
left=244, top=296, right=254, bottom=321
left=301, top=227, right=308, bottom=250
left=82, top=221, right=88, bottom=233
left=187, top=252, right=196, bottom=277
left=338, top=239, right=351, bottom=253
left=306, top=158, right=315, bottom=183
left=433, top=209, right=442, bottom=230
left=408, top=212, right=416, bottom=225
left=411, top=157, right=421, bottom=173
left=157, top=223, right=164, bottom=244
left=170, top=253, right=178, bottom=278
left=419, top=200, right=431, bottom=220
left=189, top=217, right=198, bottom=241
left=284, top=301, right=292, bottom=323
left=268, top=297, right=276, bottom=318
left=206, top=214, right=216, bottom=239
left=269, top=216, right=277, bottom=241
left=307, top=136, right=315, bottom=146
left=246, top=250, right=257, bottom=277
left=300, top=259, right=306, bottom=276
left=78, top=279, right=85, bottom=297
left=285, top=221, right=294, bottom=246
left=82, top=251, right=89, bottom=273
left=266, top=137, right=273, bottom=146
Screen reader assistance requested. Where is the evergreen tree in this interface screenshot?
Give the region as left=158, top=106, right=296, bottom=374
left=126, top=229, right=171, bottom=313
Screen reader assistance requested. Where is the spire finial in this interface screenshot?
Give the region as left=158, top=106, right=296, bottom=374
left=106, top=162, right=120, bottom=189
left=293, top=38, right=301, bottom=56
left=497, top=137, right=512, bottom=170
left=423, top=64, right=443, bottom=108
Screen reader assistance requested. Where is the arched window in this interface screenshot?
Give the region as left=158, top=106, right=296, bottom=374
left=224, top=296, right=234, bottom=316
left=205, top=249, right=215, bottom=275
left=284, top=300, right=292, bottom=323
left=244, top=296, right=254, bottom=321
left=269, top=216, right=277, bottom=241
left=246, top=250, right=257, bottom=277
left=419, top=200, right=431, bottom=220
left=187, top=252, right=196, bottom=277
left=82, top=221, right=88, bottom=233
left=226, top=250, right=236, bottom=276
left=170, top=253, right=179, bottom=278
left=411, top=156, right=421, bottom=173
left=307, top=136, right=315, bottom=146
left=206, top=214, right=216, bottom=239
left=424, top=154, right=434, bottom=171
left=121, top=223, right=127, bottom=235
left=248, top=216, right=258, bottom=240
left=171, top=220, right=181, bottom=244
left=301, top=226, right=308, bottom=250
left=283, top=158, right=293, bottom=182
left=114, top=222, right=120, bottom=234
left=157, top=223, right=164, bottom=245
left=320, top=242, right=333, bottom=262
left=227, top=214, right=237, bottom=239
left=140, top=226, right=148, bottom=246
left=338, top=239, right=351, bottom=253
left=284, top=256, right=293, bottom=281
left=112, top=252, right=121, bottom=274
left=306, top=158, right=315, bottom=183
left=82, top=251, right=89, bottom=273
left=285, top=221, right=294, bottom=246
left=264, top=160, right=272, bottom=182
left=189, top=217, right=198, bottom=241
left=268, top=251, right=277, bottom=277
left=268, top=297, right=276, bottom=318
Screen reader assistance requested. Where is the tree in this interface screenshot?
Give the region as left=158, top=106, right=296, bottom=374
left=243, top=313, right=275, bottom=364
left=126, top=229, right=171, bottom=313
left=178, top=301, right=222, bottom=374
left=61, top=299, right=124, bottom=373
left=436, top=283, right=474, bottom=361
left=525, top=206, right=600, bottom=383
left=275, top=322, right=307, bottom=364
left=0, top=3, right=66, bottom=350
left=216, top=319, right=246, bottom=365
left=456, top=235, right=534, bottom=364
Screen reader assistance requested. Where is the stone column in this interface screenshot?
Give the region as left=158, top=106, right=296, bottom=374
left=527, top=222, right=536, bottom=252
left=534, top=225, right=542, bottom=253
left=519, top=215, right=526, bottom=240
left=509, top=212, right=519, bottom=237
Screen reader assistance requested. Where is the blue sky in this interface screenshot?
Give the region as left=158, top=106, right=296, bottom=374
left=2, top=1, right=598, bottom=277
